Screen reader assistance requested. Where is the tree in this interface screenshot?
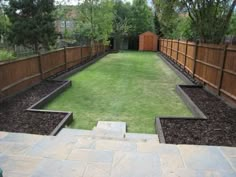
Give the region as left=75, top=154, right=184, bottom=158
left=5, top=0, right=57, bottom=52
left=0, top=9, right=11, bottom=43
left=76, top=0, right=113, bottom=45
left=129, top=0, right=154, bottom=36
left=182, top=0, right=236, bottom=43
left=0, top=1, right=11, bottom=43
left=112, top=0, right=131, bottom=50
left=172, top=15, right=194, bottom=40
left=153, top=0, right=181, bottom=38
left=227, top=13, right=236, bottom=36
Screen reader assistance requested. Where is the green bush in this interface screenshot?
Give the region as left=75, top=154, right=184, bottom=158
left=0, top=49, right=15, bottom=61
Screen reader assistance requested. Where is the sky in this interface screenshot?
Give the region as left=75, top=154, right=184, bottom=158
left=55, top=0, right=153, bottom=6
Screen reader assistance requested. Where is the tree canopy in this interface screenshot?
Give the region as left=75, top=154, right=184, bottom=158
left=76, top=0, right=114, bottom=45
left=129, top=0, right=154, bottom=36
left=153, top=0, right=236, bottom=43
left=5, top=0, right=57, bottom=52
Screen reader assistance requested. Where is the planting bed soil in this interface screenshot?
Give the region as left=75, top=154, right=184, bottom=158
left=0, top=81, right=67, bottom=135
left=160, top=87, right=236, bottom=147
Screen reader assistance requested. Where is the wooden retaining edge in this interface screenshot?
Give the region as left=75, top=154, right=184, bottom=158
left=155, top=85, right=208, bottom=144
left=24, top=52, right=110, bottom=135
left=26, top=80, right=73, bottom=136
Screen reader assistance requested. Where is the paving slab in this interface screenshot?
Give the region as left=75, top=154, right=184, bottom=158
left=162, top=168, right=236, bottom=177
left=26, top=136, right=77, bottom=160
left=111, top=151, right=162, bottom=177
left=0, top=131, right=8, bottom=139
left=96, top=121, right=126, bottom=134
left=57, top=128, right=92, bottom=137
left=220, top=147, right=236, bottom=158
left=0, top=132, right=43, bottom=145
left=178, top=145, right=234, bottom=172
left=67, top=149, right=113, bottom=163
left=0, top=142, right=33, bottom=156
left=83, top=162, right=112, bottom=177
left=31, top=159, right=87, bottom=177
left=0, top=154, right=42, bottom=176
left=228, top=158, right=236, bottom=171
left=137, top=143, right=179, bottom=154
left=75, top=137, right=96, bottom=149
left=1, top=171, right=31, bottom=177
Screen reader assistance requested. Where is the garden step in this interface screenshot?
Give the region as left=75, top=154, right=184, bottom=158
left=92, top=127, right=125, bottom=139
left=125, top=133, right=159, bottom=142
left=57, top=128, right=92, bottom=137
left=96, top=121, right=126, bottom=134
left=57, top=128, right=159, bottom=142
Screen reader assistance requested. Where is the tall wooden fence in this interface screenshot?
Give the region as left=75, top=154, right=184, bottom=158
left=0, top=44, right=108, bottom=99
left=159, top=38, right=236, bottom=104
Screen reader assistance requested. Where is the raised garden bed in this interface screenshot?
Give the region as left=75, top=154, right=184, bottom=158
left=0, top=81, right=72, bottom=135
left=156, top=85, right=236, bottom=147
left=0, top=52, right=109, bottom=135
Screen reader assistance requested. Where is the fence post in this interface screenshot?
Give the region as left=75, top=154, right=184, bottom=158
left=38, top=52, right=43, bottom=80
left=176, top=39, right=180, bottom=64
left=170, top=39, right=173, bottom=60
left=183, top=40, right=188, bottom=70
left=165, top=39, right=168, bottom=56
left=217, top=44, right=228, bottom=95
left=64, top=46, right=67, bottom=70
left=80, top=46, right=83, bottom=64
left=192, top=41, right=199, bottom=78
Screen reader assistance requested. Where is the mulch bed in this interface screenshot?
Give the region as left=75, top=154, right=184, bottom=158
left=0, top=81, right=66, bottom=135
left=160, top=87, right=236, bottom=147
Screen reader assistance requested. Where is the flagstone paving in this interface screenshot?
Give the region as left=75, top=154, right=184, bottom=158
left=0, top=127, right=236, bottom=177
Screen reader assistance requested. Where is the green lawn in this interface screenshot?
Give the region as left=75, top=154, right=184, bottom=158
left=45, top=51, right=192, bottom=133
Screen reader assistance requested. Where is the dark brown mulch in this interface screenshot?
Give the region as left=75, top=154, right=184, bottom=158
left=0, top=81, right=66, bottom=135
left=160, top=87, right=236, bottom=147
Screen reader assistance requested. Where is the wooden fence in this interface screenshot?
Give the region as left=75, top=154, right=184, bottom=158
left=0, top=44, right=108, bottom=99
left=159, top=38, right=236, bottom=104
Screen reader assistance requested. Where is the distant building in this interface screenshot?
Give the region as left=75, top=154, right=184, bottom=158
left=55, top=6, right=77, bottom=35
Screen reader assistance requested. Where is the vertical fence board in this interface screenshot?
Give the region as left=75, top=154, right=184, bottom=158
left=159, top=38, right=236, bottom=104
left=0, top=43, right=106, bottom=99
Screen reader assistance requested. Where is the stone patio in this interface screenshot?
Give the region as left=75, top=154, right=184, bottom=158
left=0, top=122, right=235, bottom=177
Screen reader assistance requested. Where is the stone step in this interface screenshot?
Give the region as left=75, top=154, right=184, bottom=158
left=92, top=127, right=125, bottom=139
left=57, top=128, right=92, bottom=137
left=125, top=133, right=159, bottom=142
left=96, top=121, right=126, bottom=134
left=57, top=128, right=159, bottom=143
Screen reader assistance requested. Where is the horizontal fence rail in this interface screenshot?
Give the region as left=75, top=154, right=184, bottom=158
left=0, top=44, right=109, bottom=99
left=159, top=38, right=236, bottom=104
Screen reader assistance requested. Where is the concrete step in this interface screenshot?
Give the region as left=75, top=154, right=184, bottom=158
left=57, top=128, right=92, bottom=137
left=125, top=133, right=159, bottom=142
left=92, top=127, right=125, bottom=139
left=57, top=128, right=159, bottom=143
left=96, top=121, right=126, bottom=134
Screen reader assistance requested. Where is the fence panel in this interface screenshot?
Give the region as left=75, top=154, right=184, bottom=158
left=167, top=40, right=171, bottom=57
left=66, top=47, right=82, bottom=69
left=171, top=40, right=178, bottom=61
left=185, top=42, right=195, bottom=73
left=159, top=38, right=236, bottom=104
left=40, top=49, right=65, bottom=79
left=178, top=41, right=187, bottom=66
left=221, top=45, right=236, bottom=100
left=0, top=56, right=41, bottom=98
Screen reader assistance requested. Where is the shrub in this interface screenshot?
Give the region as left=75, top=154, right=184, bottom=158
left=0, top=49, right=15, bottom=61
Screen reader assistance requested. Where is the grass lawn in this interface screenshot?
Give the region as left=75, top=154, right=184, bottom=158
left=45, top=51, right=192, bottom=133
